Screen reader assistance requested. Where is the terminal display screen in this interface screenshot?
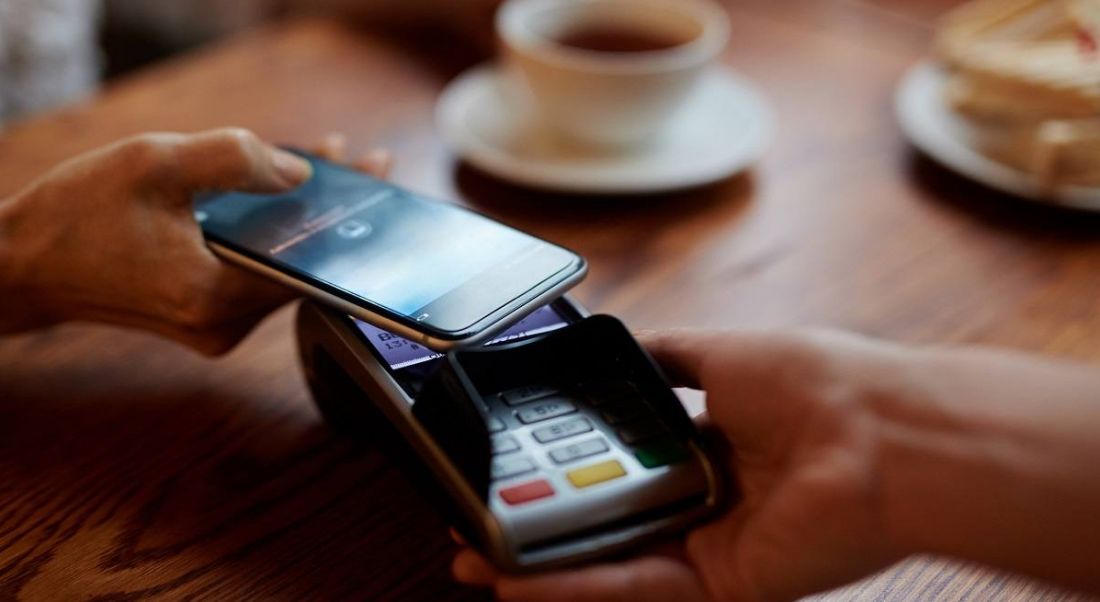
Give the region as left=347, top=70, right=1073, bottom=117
left=356, top=305, right=569, bottom=370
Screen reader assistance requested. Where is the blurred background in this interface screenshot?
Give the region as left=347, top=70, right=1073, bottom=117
left=0, top=0, right=501, bottom=125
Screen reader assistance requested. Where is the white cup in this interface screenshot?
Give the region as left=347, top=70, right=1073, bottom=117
left=497, top=0, right=729, bottom=151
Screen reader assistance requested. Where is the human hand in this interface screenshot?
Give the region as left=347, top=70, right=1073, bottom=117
left=453, top=329, right=920, bottom=601
left=0, top=128, right=390, bottom=355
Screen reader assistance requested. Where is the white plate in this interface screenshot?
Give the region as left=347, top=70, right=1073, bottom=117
left=435, top=64, right=772, bottom=195
left=896, top=61, right=1100, bottom=211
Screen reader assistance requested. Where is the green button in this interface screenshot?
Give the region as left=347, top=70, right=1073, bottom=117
left=635, top=439, right=691, bottom=468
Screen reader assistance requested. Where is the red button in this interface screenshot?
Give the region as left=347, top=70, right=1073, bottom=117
left=499, top=479, right=555, bottom=505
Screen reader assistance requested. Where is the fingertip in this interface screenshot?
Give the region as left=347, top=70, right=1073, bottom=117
left=355, top=148, right=393, bottom=178
left=451, top=551, right=472, bottom=581
left=451, top=549, right=497, bottom=586
left=314, top=132, right=348, bottom=161
left=271, top=148, right=312, bottom=187
left=366, top=147, right=392, bottom=165
left=636, top=329, right=708, bottom=389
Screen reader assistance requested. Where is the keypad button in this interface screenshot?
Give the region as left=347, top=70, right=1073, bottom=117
left=492, top=434, right=520, bottom=455
left=617, top=422, right=666, bottom=445
left=549, top=438, right=609, bottom=465
left=635, top=439, right=692, bottom=468
left=567, top=459, right=627, bottom=488
left=499, top=479, right=555, bottom=506
left=486, top=416, right=506, bottom=433
left=500, top=385, right=559, bottom=406
left=491, top=456, right=536, bottom=480
left=516, top=400, right=577, bottom=424
left=600, top=400, right=646, bottom=426
left=531, top=417, right=593, bottom=444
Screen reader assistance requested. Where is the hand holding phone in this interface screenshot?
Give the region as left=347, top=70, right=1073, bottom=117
left=196, top=153, right=587, bottom=349
left=0, top=129, right=318, bottom=356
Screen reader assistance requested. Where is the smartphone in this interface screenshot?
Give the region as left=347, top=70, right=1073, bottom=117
left=195, top=152, right=587, bottom=349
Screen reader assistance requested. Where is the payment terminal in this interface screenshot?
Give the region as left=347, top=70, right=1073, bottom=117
left=296, top=297, right=725, bottom=573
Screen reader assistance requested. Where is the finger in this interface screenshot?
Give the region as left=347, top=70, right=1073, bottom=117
left=687, top=478, right=899, bottom=602
left=449, top=528, right=467, bottom=545
left=180, top=318, right=267, bottom=357
left=209, top=262, right=297, bottom=310
left=178, top=295, right=293, bottom=357
left=684, top=518, right=753, bottom=602
left=452, top=549, right=499, bottom=586
left=162, top=128, right=312, bottom=197
left=493, top=556, right=709, bottom=602
left=639, top=328, right=818, bottom=398
left=354, top=148, right=393, bottom=178
left=635, top=329, right=718, bottom=389
left=166, top=264, right=295, bottom=356
left=311, top=132, right=348, bottom=163
left=639, top=329, right=821, bottom=454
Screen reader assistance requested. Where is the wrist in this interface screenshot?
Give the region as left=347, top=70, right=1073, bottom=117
left=871, top=346, right=1032, bottom=559
left=872, top=360, right=988, bottom=557
left=873, top=347, right=1100, bottom=589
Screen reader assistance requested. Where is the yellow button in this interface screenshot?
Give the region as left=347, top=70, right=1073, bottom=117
left=567, top=460, right=627, bottom=488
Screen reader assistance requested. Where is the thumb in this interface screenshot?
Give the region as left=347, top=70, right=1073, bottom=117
left=635, top=329, right=719, bottom=389
left=637, top=329, right=819, bottom=451
left=164, top=128, right=312, bottom=198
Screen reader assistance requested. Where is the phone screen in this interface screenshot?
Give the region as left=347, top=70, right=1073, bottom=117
left=196, top=156, right=581, bottom=335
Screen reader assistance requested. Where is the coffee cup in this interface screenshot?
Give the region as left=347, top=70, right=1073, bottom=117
left=497, top=0, right=729, bottom=151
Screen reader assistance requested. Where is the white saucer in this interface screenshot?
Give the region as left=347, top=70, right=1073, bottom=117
left=435, top=64, right=772, bottom=195
left=896, top=61, right=1100, bottom=211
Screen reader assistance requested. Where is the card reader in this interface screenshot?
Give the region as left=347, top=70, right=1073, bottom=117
left=296, top=297, right=725, bottom=573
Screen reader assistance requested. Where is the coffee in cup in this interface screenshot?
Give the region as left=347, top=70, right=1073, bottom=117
left=555, top=25, right=686, bottom=53
left=497, top=0, right=729, bottom=150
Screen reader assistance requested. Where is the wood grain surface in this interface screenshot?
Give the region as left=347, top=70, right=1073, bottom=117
left=2, top=1, right=1099, bottom=599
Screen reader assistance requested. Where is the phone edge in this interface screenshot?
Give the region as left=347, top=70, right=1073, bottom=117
left=208, top=241, right=586, bottom=350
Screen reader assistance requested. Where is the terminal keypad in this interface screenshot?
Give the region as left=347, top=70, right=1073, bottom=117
left=484, top=379, right=692, bottom=507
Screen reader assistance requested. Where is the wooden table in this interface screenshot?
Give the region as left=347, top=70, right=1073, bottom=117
left=2, top=1, right=1098, bottom=599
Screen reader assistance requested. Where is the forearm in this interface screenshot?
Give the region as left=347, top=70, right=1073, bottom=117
left=879, top=347, right=1100, bottom=592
